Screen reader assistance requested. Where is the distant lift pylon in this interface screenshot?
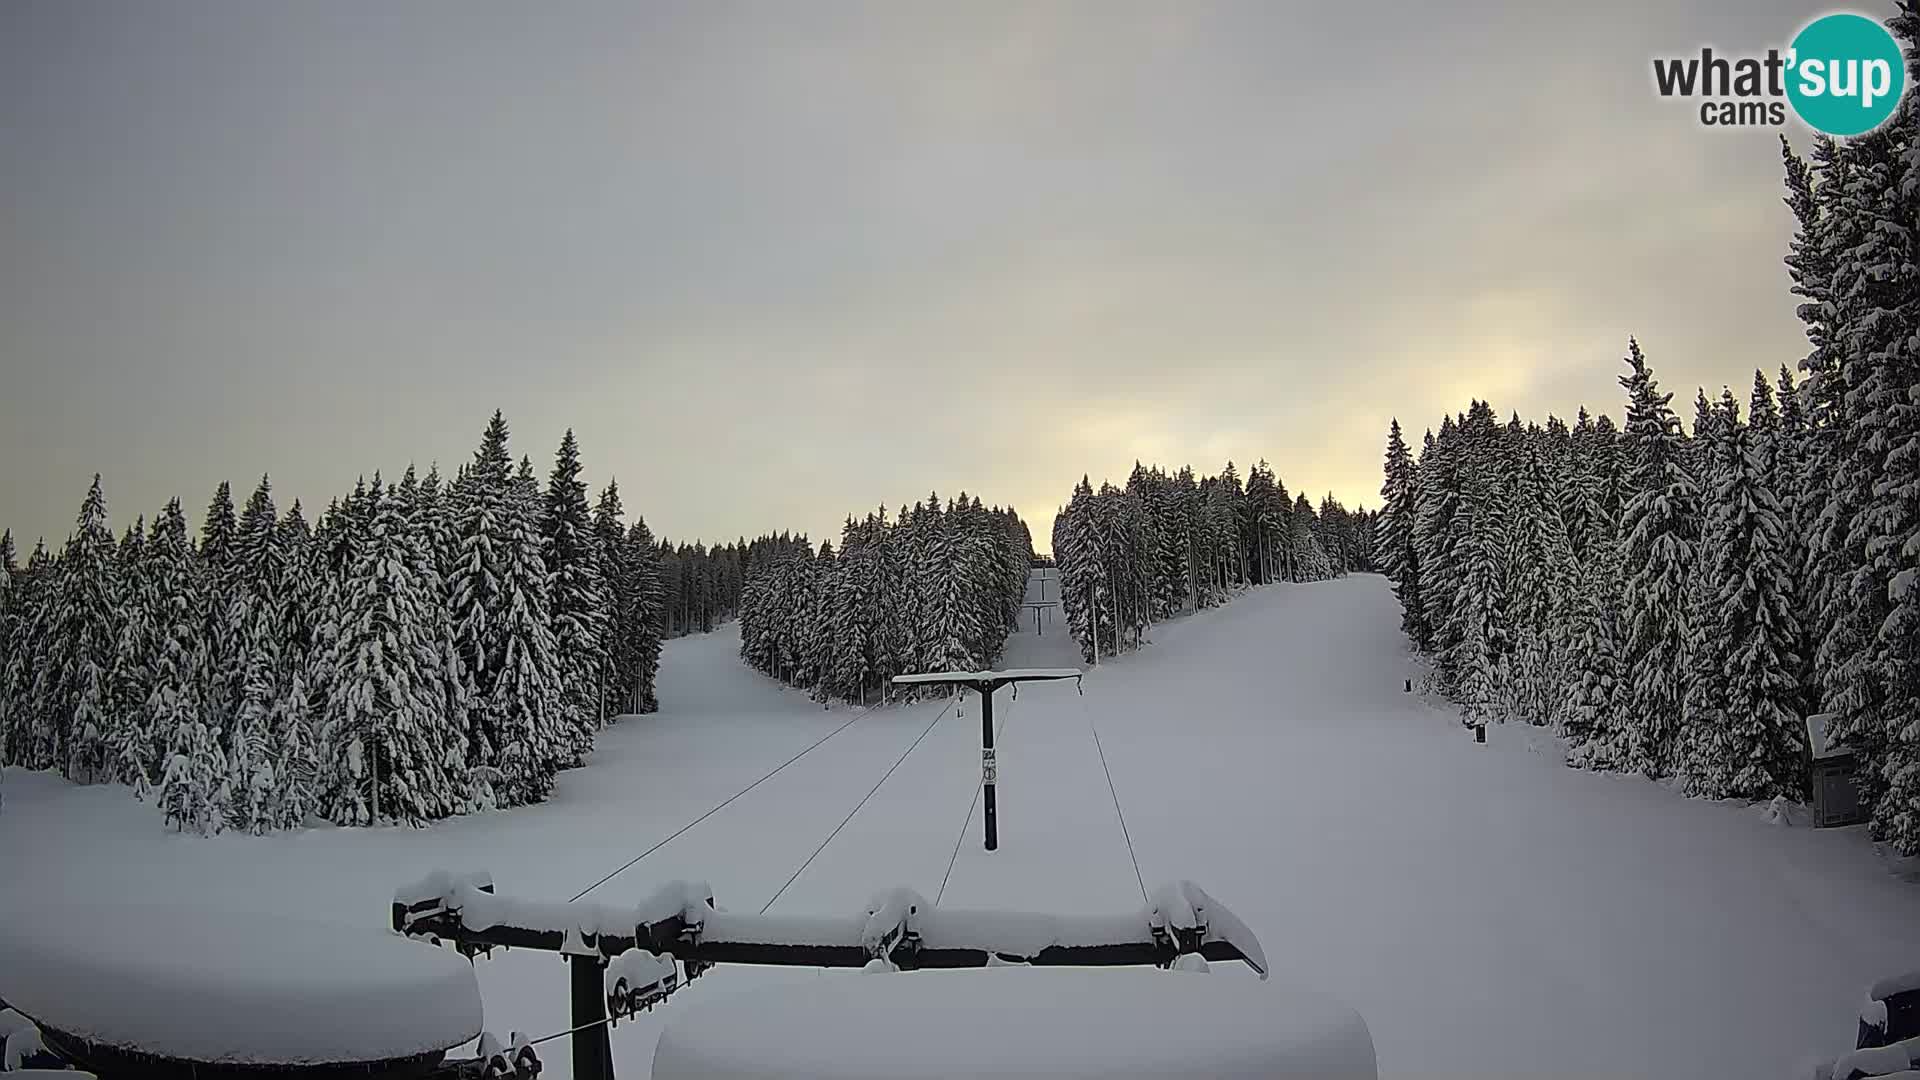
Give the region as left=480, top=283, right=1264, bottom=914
left=890, top=668, right=1083, bottom=851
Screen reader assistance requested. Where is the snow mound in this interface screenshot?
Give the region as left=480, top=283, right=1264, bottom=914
left=1760, top=796, right=1811, bottom=827
left=1872, top=971, right=1920, bottom=1002
left=0, top=901, right=482, bottom=1065
left=651, top=968, right=1374, bottom=1080
left=3, top=1011, right=48, bottom=1070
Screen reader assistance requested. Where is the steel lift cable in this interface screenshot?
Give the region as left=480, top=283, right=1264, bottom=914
left=759, top=694, right=959, bottom=914
left=569, top=701, right=882, bottom=903
left=1078, top=680, right=1149, bottom=906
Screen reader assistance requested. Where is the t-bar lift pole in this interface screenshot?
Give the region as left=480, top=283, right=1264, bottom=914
left=891, top=668, right=1083, bottom=851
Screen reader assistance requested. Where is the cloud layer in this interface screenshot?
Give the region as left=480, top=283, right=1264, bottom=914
left=0, top=0, right=1822, bottom=549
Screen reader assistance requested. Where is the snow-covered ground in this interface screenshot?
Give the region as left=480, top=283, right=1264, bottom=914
left=5, top=573, right=1918, bottom=1078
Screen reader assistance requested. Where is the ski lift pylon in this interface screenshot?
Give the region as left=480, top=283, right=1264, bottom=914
left=890, top=669, right=1083, bottom=851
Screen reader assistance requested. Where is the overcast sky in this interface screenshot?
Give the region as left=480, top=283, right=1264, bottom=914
left=1, top=1, right=1832, bottom=552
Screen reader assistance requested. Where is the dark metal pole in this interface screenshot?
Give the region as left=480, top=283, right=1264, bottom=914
left=570, top=953, right=614, bottom=1080
left=981, top=684, right=997, bottom=851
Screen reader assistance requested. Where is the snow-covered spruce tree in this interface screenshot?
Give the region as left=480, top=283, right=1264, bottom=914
left=297, top=492, right=357, bottom=814
left=502, top=461, right=570, bottom=792
left=808, top=541, right=841, bottom=701
left=591, top=481, right=633, bottom=716
left=1793, top=133, right=1890, bottom=808
left=197, top=480, right=242, bottom=752
left=542, top=430, right=606, bottom=751
left=1676, top=389, right=1733, bottom=795
left=1871, top=0, right=1920, bottom=854
left=4, top=541, right=55, bottom=772
left=1414, top=420, right=1463, bottom=690
left=139, top=500, right=218, bottom=832
left=1138, top=471, right=1171, bottom=615
left=1057, top=478, right=1106, bottom=662
left=1129, top=469, right=1177, bottom=618
left=1379, top=419, right=1427, bottom=648
left=1443, top=418, right=1507, bottom=728
left=1295, top=493, right=1333, bottom=581
left=404, top=468, right=473, bottom=798
left=1235, top=462, right=1269, bottom=586
left=627, top=515, right=665, bottom=713
left=1702, top=392, right=1807, bottom=802
left=223, top=476, right=286, bottom=832
left=225, top=595, right=281, bottom=832
left=105, top=516, right=160, bottom=795
left=825, top=518, right=877, bottom=704
left=159, top=716, right=228, bottom=835
left=1812, top=46, right=1917, bottom=845
left=1771, top=364, right=1820, bottom=722
left=317, top=477, right=467, bottom=825
left=1562, top=409, right=1607, bottom=563
left=32, top=476, right=119, bottom=782
left=260, top=497, right=321, bottom=829
left=1687, top=388, right=1716, bottom=483
left=1615, top=340, right=1700, bottom=778
left=1562, top=541, right=1628, bottom=766
left=449, top=414, right=517, bottom=789
left=1174, top=467, right=1208, bottom=605
left=269, top=660, right=319, bottom=829
left=0, top=530, right=15, bottom=772
left=1501, top=441, right=1574, bottom=727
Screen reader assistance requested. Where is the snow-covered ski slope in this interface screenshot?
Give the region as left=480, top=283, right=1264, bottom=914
left=5, top=573, right=1919, bottom=1078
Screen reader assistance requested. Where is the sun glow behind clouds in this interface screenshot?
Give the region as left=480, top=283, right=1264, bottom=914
left=0, top=1, right=1811, bottom=550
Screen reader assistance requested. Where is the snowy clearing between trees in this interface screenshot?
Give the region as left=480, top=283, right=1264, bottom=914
left=4, top=573, right=1918, bottom=1078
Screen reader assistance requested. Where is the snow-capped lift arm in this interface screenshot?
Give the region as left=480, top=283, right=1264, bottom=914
left=392, top=870, right=1267, bottom=1080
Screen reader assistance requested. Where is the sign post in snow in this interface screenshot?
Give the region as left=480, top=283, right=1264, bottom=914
left=891, top=668, right=1082, bottom=851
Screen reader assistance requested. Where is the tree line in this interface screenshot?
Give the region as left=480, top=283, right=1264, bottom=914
left=737, top=496, right=1034, bottom=703
left=1051, top=461, right=1375, bottom=663
left=1375, top=10, right=1919, bottom=855
left=0, top=412, right=756, bottom=833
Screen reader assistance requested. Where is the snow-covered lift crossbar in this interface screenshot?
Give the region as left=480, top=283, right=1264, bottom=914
left=393, top=870, right=1267, bottom=1080
left=891, top=668, right=1083, bottom=850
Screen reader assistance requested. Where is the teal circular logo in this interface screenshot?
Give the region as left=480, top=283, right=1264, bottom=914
left=1787, top=13, right=1906, bottom=136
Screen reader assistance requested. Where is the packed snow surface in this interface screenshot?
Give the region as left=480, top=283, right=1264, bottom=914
left=649, top=967, right=1373, bottom=1080
left=4, top=575, right=1919, bottom=1078
left=0, top=902, right=481, bottom=1064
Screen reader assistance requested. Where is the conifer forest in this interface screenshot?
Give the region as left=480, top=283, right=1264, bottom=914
left=1049, top=462, right=1374, bottom=662
left=1374, top=118, right=1920, bottom=856
left=0, top=412, right=782, bottom=833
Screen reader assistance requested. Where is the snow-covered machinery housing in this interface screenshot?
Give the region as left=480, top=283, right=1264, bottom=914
left=1, top=870, right=1370, bottom=1079
left=388, top=869, right=1282, bottom=1078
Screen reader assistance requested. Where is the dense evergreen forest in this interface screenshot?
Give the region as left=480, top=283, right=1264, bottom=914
left=0, top=413, right=785, bottom=833
left=1051, top=461, right=1375, bottom=662
left=1376, top=14, right=1920, bottom=855
left=736, top=497, right=1034, bottom=704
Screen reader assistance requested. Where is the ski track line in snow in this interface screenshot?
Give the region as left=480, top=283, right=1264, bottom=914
left=759, top=696, right=959, bottom=913
left=569, top=701, right=882, bottom=903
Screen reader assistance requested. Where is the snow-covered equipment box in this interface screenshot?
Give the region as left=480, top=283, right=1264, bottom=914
left=0, top=901, right=484, bottom=1078
left=650, top=968, right=1376, bottom=1080
left=1804, top=969, right=1920, bottom=1080
left=1806, top=713, right=1868, bottom=828
left=1858, top=970, right=1920, bottom=1055
left=393, top=869, right=1268, bottom=1078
